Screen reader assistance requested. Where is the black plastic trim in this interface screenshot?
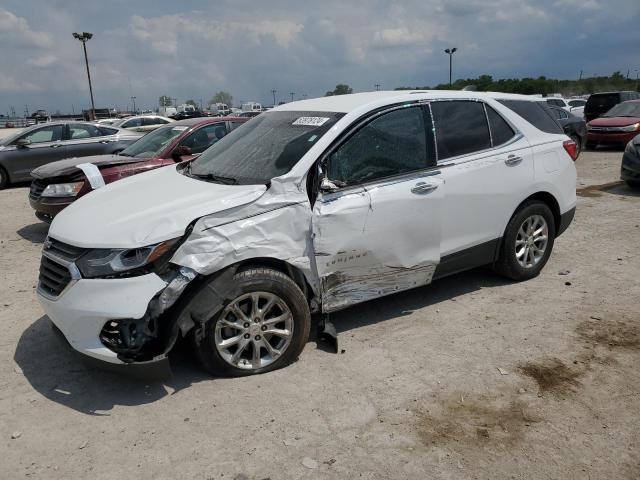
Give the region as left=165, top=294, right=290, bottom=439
left=557, top=207, right=576, bottom=237
left=433, top=238, right=501, bottom=280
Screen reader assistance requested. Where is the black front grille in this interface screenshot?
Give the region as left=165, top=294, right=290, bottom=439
left=38, top=238, right=86, bottom=298
left=39, top=256, right=72, bottom=297
left=29, top=179, right=47, bottom=201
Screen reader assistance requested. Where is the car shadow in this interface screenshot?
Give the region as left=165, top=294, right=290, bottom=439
left=17, top=222, right=49, bottom=244
left=15, top=268, right=510, bottom=414
left=602, top=182, right=640, bottom=198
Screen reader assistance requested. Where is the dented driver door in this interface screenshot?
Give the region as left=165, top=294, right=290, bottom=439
left=311, top=104, right=443, bottom=313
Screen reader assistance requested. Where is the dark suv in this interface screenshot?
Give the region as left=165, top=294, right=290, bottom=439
left=584, top=91, right=640, bottom=122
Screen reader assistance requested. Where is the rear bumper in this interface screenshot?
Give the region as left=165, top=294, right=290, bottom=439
left=587, top=131, right=638, bottom=146
left=557, top=206, right=575, bottom=237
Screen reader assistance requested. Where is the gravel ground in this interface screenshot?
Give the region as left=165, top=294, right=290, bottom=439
left=0, top=149, right=638, bottom=479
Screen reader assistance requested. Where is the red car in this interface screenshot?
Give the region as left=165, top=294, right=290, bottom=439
left=586, top=100, right=640, bottom=149
left=29, top=117, right=247, bottom=222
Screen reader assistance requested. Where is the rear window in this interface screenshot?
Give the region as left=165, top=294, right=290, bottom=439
left=431, top=101, right=491, bottom=160
left=498, top=100, right=563, bottom=134
left=585, top=93, right=620, bottom=112
left=486, top=106, right=516, bottom=146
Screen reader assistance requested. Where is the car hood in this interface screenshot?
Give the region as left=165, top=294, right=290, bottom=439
left=31, top=154, right=151, bottom=179
left=48, top=165, right=267, bottom=249
left=588, top=116, right=640, bottom=127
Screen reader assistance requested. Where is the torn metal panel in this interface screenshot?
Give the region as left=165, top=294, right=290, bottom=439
left=76, top=162, right=106, bottom=189
left=312, top=172, right=444, bottom=312
left=170, top=187, right=321, bottom=296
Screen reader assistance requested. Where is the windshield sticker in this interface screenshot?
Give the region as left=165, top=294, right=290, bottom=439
left=293, top=117, right=330, bottom=127
left=172, top=126, right=189, bottom=131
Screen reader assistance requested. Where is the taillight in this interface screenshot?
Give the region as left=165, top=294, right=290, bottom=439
left=563, top=139, right=578, bottom=161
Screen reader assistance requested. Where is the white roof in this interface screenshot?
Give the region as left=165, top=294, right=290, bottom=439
left=272, top=90, right=542, bottom=114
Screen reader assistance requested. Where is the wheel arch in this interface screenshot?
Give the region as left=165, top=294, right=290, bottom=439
left=509, top=191, right=561, bottom=235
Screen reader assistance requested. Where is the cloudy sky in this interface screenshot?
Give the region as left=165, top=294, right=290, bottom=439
left=1, top=0, right=638, bottom=114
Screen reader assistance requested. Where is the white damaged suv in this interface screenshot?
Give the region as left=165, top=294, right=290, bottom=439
left=37, top=91, right=577, bottom=376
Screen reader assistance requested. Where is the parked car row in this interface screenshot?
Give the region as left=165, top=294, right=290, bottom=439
left=29, top=117, right=247, bottom=221
left=33, top=91, right=578, bottom=377
left=0, top=122, right=142, bottom=188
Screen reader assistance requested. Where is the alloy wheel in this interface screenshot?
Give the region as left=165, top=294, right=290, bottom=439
left=214, top=291, right=294, bottom=370
left=515, top=214, right=549, bottom=268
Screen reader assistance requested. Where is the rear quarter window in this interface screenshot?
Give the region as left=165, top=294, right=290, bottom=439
left=497, top=100, right=563, bottom=134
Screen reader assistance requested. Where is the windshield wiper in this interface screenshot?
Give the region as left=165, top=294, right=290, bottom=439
left=191, top=171, right=238, bottom=185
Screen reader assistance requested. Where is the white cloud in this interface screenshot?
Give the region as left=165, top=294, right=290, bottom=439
left=0, top=8, right=52, bottom=48
left=0, top=73, right=41, bottom=93
left=28, top=55, right=57, bottom=67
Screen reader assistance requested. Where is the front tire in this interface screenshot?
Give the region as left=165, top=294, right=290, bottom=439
left=494, top=201, right=556, bottom=281
left=193, top=268, right=311, bottom=376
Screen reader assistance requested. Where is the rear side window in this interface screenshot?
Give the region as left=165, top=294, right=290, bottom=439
left=546, top=99, right=564, bottom=107
left=328, top=106, right=428, bottom=186
left=431, top=101, right=491, bottom=160
left=498, top=100, right=563, bottom=134
left=68, top=123, right=103, bottom=139
left=486, top=106, right=515, bottom=146
left=98, top=127, right=118, bottom=136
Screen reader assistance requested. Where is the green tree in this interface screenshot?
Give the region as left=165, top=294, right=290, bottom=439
left=209, top=91, right=233, bottom=108
left=185, top=99, right=197, bottom=107
left=325, top=84, right=353, bottom=96
left=159, top=95, right=172, bottom=107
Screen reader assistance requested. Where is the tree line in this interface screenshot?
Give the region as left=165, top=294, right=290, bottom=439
left=396, top=72, right=640, bottom=96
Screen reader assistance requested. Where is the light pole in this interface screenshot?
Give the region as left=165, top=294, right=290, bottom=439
left=271, top=89, right=277, bottom=106
left=73, top=32, right=96, bottom=120
left=130, top=96, right=137, bottom=114
left=374, top=83, right=381, bottom=91
left=444, top=47, right=457, bottom=86
left=290, top=92, right=295, bottom=102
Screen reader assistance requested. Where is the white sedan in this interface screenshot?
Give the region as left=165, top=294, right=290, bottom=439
left=111, top=115, right=174, bottom=133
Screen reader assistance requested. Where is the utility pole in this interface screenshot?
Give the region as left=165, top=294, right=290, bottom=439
left=374, top=83, right=381, bottom=91
left=579, top=70, right=583, bottom=80
left=271, top=89, right=277, bottom=106
left=72, top=32, right=96, bottom=120
left=290, top=92, right=295, bottom=102
left=444, top=48, right=457, bottom=86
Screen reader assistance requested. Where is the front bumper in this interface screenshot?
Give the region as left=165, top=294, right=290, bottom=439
left=29, top=195, right=75, bottom=221
left=587, top=131, right=639, bottom=147
left=37, top=273, right=168, bottom=364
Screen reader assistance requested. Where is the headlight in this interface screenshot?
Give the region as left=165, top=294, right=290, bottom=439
left=41, top=182, right=84, bottom=197
left=76, top=238, right=179, bottom=278
left=620, top=123, right=640, bottom=132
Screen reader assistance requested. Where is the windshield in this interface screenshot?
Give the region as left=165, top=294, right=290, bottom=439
left=602, top=102, right=640, bottom=118
left=111, top=119, right=126, bottom=127
left=120, top=124, right=189, bottom=158
left=187, top=111, right=343, bottom=184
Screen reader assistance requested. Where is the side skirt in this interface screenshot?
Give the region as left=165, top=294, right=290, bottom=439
left=433, top=238, right=501, bottom=281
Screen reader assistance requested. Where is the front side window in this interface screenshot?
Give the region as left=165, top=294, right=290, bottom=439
left=431, top=101, right=491, bottom=160
left=17, top=125, right=64, bottom=144
left=189, top=111, right=343, bottom=184
left=327, top=106, right=428, bottom=186
left=180, top=124, right=228, bottom=154
left=568, top=100, right=586, bottom=107
left=68, top=123, right=102, bottom=139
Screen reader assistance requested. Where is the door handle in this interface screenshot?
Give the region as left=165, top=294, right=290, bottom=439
left=504, top=155, right=523, bottom=166
left=411, top=182, right=438, bottom=195
left=99, top=140, right=112, bottom=144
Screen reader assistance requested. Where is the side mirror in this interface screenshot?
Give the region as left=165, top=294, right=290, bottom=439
left=16, top=138, right=31, bottom=148
left=171, top=145, right=192, bottom=161
left=319, top=177, right=340, bottom=193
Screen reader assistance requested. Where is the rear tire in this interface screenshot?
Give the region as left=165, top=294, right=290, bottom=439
left=193, top=268, right=311, bottom=377
left=494, top=201, right=556, bottom=281
left=0, top=167, right=8, bottom=189
left=626, top=180, right=640, bottom=190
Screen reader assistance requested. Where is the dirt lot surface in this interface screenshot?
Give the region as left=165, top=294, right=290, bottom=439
left=1, top=150, right=638, bottom=479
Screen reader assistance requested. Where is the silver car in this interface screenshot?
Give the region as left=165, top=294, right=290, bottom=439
left=0, top=122, right=142, bottom=188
